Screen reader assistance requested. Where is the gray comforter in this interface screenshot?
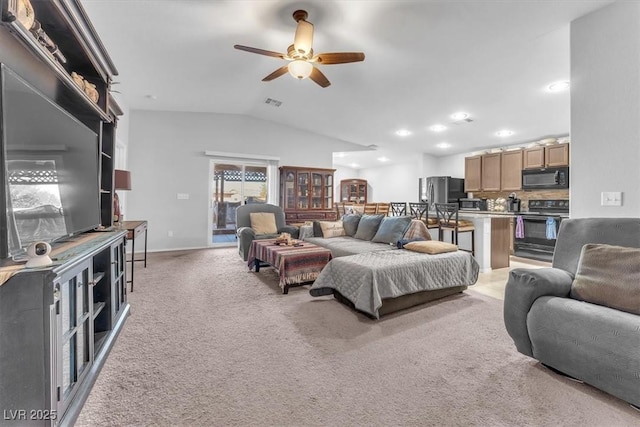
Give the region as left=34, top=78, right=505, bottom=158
left=309, top=249, right=479, bottom=318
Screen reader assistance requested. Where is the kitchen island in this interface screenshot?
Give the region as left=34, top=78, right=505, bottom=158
left=428, top=210, right=514, bottom=273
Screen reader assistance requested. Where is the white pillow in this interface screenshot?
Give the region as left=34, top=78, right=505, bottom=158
left=249, top=212, right=277, bottom=234
left=319, top=220, right=346, bottom=238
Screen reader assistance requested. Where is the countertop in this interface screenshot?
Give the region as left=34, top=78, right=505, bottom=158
left=458, top=210, right=569, bottom=218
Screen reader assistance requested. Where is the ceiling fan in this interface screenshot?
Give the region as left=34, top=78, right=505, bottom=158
left=234, top=10, right=365, bottom=88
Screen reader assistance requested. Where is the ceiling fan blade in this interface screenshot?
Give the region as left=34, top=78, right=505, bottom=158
left=309, top=67, right=331, bottom=88
left=313, top=52, right=365, bottom=65
left=234, top=45, right=286, bottom=59
left=262, top=65, right=289, bottom=82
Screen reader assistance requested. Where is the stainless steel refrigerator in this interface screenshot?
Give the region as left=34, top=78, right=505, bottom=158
left=418, top=176, right=465, bottom=211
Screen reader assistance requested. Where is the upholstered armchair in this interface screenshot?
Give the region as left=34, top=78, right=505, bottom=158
left=236, top=204, right=299, bottom=261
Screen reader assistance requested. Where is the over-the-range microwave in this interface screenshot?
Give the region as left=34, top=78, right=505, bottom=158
left=522, top=166, right=569, bottom=190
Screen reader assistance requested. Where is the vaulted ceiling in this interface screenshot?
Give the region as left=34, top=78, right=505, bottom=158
left=81, top=0, right=612, bottom=168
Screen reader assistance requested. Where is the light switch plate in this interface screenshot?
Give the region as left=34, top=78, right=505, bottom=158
left=601, top=192, right=622, bottom=206
left=177, top=193, right=189, bottom=200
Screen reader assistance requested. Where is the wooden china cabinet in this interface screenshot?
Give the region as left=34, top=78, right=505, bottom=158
left=279, top=166, right=337, bottom=224
left=340, top=179, right=368, bottom=204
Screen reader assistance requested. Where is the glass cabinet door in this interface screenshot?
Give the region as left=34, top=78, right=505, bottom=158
left=283, top=171, right=295, bottom=209
left=297, top=172, right=309, bottom=209
left=56, top=259, right=92, bottom=414
left=324, top=174, right=333, bottom=208
left=311, top=173, right=323, bottom=209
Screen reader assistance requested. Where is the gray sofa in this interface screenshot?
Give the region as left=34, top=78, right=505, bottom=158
left=236, top=203, right=299, bottom=261
left=504, top=217, right=640, bottom=408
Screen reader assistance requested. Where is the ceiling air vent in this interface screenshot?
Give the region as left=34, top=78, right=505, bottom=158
left=451, top=118, right=474, bottom=125
left=264, top=97, right=282, bottom=107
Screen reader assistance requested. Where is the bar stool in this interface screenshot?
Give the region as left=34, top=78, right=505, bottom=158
left=376, top=202, right=391, bottom=216
left=434, top=203, right=475, bottom=256
left=408, top=202, right=428, bottom=221
left=363, top=203, right=378, bottom=215
left=390, top=202, right=407, bottom=216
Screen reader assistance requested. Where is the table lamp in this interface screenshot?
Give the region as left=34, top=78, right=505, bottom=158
left=114, top=169, right=131, bottom=226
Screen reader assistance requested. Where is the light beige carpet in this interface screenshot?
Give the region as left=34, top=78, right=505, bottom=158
left=76, top=247, right=639, bottom=426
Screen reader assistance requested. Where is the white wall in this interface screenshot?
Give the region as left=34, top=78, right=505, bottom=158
left=570, top=1, right=640, bottom=217
left=128, top=110, right=365, bottom=251
left=358, top=161, right=420, bottom=202
left=430, top=152, right=466, bottom=179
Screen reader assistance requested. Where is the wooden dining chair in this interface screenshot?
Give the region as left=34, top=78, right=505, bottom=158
left=434, top=203, right=475, bottom=256
left=335, top=202, right=346, bottom=218
left=376, top=202, right=391, bottom=216
left=390, top=202, right=407, bottom=216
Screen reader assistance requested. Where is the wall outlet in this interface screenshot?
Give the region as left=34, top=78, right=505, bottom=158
left=177, top=193, right=189, bottom=200
left=601, top=191, right=622, bottom=206
left=167, top=230, right=173, bottom=237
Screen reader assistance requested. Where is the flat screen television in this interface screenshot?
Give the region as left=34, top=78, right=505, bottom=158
left=1, top=65, right=100, bottom=258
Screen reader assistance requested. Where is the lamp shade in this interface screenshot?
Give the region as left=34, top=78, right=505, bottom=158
left=114, top=169, right=132, bottom=190
left=288, top=60, right=313, bottom=80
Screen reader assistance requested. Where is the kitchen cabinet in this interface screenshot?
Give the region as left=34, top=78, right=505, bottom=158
left=545, top=144, right=569, bottom=167
left=523, top=147, right=545, bottom=168
left=340, top=179, right=367, bottom=203
left=280, top=166, right=337, bottom=224
left=481, top=153, right=501, bottom=191
left=500, top=149, right=523, bottom=191
left=464, top=156, right=482, bottom=192
left=524, top=144, right=569, bottom=168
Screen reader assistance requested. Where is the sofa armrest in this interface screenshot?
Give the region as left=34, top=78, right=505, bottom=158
left=237, top=227, right=256, bottom=261
left=279, top=225, right=299, bottom=239
left=503, top=267, right=574, bottom=357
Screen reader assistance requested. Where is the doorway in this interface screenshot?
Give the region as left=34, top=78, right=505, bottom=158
left=210, top=161, right=270, bottom=245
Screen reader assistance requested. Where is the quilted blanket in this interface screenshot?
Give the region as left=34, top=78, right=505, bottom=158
left=309, top=249, right=479, bottom=318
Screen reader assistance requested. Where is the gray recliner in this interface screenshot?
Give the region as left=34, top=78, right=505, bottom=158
left=504, top=217, right=640, bottom=408
left=235, top=203, right=299, bottom=261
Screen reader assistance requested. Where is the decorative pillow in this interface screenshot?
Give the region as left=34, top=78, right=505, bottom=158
left=397, top=238, right=426, bottom=249
left=372, top=215, right=412, bottom=244
left=319, top=220, right=346, bottom=238
left=570, top=244, right=640, bottom=315
left=403, top=240, right=458, bottom=254
left=249, top=212, right=277, bottom=234
left=342, top=214, right=361, bottom=237
left=353, top=214, right=385, bottom=241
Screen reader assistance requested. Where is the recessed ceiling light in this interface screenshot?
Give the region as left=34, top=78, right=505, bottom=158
left=429, top=124, right=447, bottom=132
left=334, top=152, right=346, bottom=158
left=395, top=129, right=411, bottom=137
left=377, top=157, right=389, bottom=162
left=450, top=112, right=469, bottom=121
left=436, top=142, right=451, bottom=149
left=547, top=81, right=570, bottom=92
left=350, top=163, right=359, bottom=168
left=496, top=130, right=514, bottom=137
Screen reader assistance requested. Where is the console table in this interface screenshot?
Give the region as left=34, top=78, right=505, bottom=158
left=121, top=220, right=148, bottom=291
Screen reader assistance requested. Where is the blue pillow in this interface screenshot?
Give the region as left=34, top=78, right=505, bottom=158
left=372, top=216, right=413, bottom=244
left=353, top=214, right=385, bottom=241
left=342, top=214, right=361, bottom=237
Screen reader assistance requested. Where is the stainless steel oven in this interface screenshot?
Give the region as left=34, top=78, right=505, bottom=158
left=513, top=199, right=569, bottom=262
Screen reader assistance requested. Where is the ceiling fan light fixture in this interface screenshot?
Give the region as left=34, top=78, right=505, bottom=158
left=288, top=60, right=313, bottom=79
left=294, top=19, right=314, bottom=57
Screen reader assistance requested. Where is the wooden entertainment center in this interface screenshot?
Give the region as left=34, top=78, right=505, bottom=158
left=0, top=1, right=127, bottom=425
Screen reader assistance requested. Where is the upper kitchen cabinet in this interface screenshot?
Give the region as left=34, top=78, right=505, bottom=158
left=524, top=144, right=569, bottom=169
left=500, top=149, right=523, bottom=191
left=464, top=155, right=482, bottom=192
left=480, top=153, right=501, bottom=191
left=545, top=144, right=570, bottom=167
left=465, top=150, right=523, bottom=191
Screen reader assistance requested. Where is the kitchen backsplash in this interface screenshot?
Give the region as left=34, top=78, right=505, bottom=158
left=470, top=189, right=569, bottom=211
